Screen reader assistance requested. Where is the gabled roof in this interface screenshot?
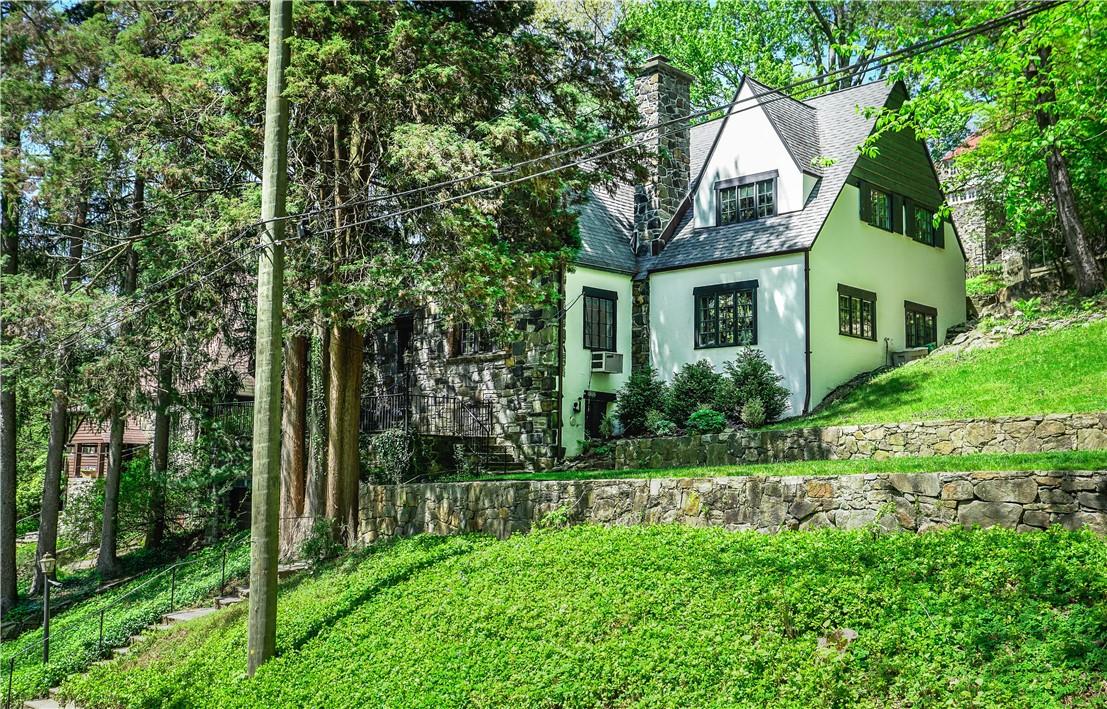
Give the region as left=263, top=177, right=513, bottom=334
left=575, top=79, right=905, bottom=275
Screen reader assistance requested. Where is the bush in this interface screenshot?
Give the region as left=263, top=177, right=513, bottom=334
left=722, top=348, right=790, bottom=423
left=615, top=367, right=668, bottom=436
left=686, top=407, right=726, bottom=434
left=369, top=428, right=416, bottom=484
left=740, top=397, right=766, bottom=428
left=301, top=518, right=343, bottom=565
left=666, top=360, right=723, bottom=426
left=645, top=410, right=677, bottom=437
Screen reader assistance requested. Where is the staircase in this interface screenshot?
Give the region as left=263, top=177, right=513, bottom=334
left=462, top=439, right=531, bottom=476
left=22, top=563, right=308, bottom=709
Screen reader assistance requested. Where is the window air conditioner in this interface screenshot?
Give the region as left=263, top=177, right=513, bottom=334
left=590, top=351, right=623, bottom=374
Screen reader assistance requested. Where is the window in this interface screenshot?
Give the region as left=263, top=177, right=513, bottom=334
left=837, top=284, right=876, bottom=341
left=583, top=287, right=617, bottom=351
left=913, top=206, right=936, bottom=246
left=905, top=301, right=938, bottom=348
left=867, top=187, right=892, bottom=230
left=451, top=323, right=496, bottom=357
left=717, top=172, right=776, bottom=225
left=694, top=280, right=757, bottom=348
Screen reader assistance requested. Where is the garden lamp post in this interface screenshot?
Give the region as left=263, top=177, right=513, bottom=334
left=39, top=553, right=58, bottom=664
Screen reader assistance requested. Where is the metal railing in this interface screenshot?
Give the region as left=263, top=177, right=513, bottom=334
left=359, top=393, right=494, bottom=439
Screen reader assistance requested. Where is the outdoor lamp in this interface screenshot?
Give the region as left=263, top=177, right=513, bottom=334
left=39, top=552, right=56, bottom=576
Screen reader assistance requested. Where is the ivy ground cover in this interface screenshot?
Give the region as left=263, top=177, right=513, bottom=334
left=62, top=525, right=1107, bottom=708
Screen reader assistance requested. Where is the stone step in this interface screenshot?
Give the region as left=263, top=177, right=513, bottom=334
left=277, top=562, right=308, bottom=579
left=215, top=595, right=245, bottom=608
left=111, top=646, right=130, bottom=657
left=24, top=699, right=79, bottom=709
left=162, top=607, right=218, bottom=624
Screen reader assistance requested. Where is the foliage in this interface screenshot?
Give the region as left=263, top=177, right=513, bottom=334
left=645, top=409, right=676, bottom=437
left=965, top=271, right=1004, bottom=299
left=685, top=406, right=727, bottom=435
left=665, top=360, right=723, bottom=427
left=1012, top=297, right=1042, bottom=321
left=368, top=429, right=418, bottom=485
left=740, top=397, right=767, bottom=428
left=392, top=449, right=1107, bottom=486
left=300, top=518, right=343, bottom=566
left=784, top=320, right=1107, bottom=429
left=614, top=367, right=668, bottom=436
left=535, top=504, right=575, bottom=531
left=577, top=440, right=612, bottom=459
left=721, top=348, right=791, bottom=424
left=597, top=414, right=615, bottom=440
left=60, top=526, right=1107, bottom=708
left=1, top=535, right=249, bottom=703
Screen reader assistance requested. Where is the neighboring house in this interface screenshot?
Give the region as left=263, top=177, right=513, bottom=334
left=938, top=133, right=995, bottom=272
left=365, top=55, right=967, bottom=469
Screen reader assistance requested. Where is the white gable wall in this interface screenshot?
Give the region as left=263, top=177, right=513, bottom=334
left=808, top=183, right=967, bottom=408
left=694, top=82, right=804, bottom=228
left=648, top=253, right=808, bottom=418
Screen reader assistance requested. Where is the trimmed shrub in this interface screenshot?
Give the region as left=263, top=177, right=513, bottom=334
left=722, top=348, right=790, bottom=423
left=740, top=397, right=766, bottom=428
left=666, top=360, right=724, bottom=426
left=615, top=367, right=668, bottom=436
left=645, top=410, right=677, bottom=437
left=686, top=407, right=727, bottom=434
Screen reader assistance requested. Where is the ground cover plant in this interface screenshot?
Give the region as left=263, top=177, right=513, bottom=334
left=780, top=319, right=1107, bottom=429
left=453, top=449, right=1107, bottom=483
left=61, top=525, right=1107, bottom=708
left=1, top=534, right=249, bottom=703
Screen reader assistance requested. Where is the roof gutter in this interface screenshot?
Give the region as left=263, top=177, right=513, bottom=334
left=802, top=249, right=812, bottom=415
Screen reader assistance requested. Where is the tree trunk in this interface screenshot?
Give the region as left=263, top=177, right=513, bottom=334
left=1027, top=45, right=1105, bottom=296
left=0, top=110, right=20, bottom=612
left=98, top=175, right=142, bottom=577
left=279, top=334, right=307, bottom=557
left=341, top=329, right=363, bottom=543
left=146, top=349, right=172, bottom=550
left=305, top=321, right=328, bottom=518
left=32, top=199, right=86, bottom=595
left=324, top=325, right=363, bottom=545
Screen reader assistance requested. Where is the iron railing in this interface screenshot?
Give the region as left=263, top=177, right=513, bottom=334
left=359, top=393, right=493, bottom=439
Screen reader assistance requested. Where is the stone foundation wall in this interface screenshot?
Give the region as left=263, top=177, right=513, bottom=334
left=358, top=469, right=1107, bottom=543
left=613, top=413, right=1107, bottom=470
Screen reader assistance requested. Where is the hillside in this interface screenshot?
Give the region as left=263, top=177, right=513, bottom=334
left=62, top=526, right=1107, bottom=708
left=785, top=317, right=1107, bottom=429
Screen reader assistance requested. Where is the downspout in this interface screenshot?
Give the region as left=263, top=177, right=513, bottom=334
left=802, top=250, right=812, bottom=415
left=555, top=266, right=566, bottom=462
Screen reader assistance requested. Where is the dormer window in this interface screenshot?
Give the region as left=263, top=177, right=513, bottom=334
left=716, top=171, right=777, bottom=225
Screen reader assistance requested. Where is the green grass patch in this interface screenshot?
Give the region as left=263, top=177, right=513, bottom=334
left=780, top=319, right=1107, bottom=429
left=454, top=449, right=1107, bottom=483
left=965, top=271, right=1004, bottom=298
left=1, top=534, right=249, bottom=703
left=61, top=526, right=1107, bottom=708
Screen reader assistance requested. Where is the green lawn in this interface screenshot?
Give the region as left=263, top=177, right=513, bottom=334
left=61, top=526, right=1107, bottom=708
left=1, top=534, right=249, bottom=704
left=457, top=449, right=1107, bottom=483
left=779, top=318, right=1107, bottom=429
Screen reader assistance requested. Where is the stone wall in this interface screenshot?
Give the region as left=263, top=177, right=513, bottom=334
left=614, top=413, right=1107, bottom=470
left=358, top=469, right=1107, bottom=543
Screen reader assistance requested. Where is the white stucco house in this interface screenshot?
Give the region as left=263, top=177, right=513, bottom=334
left=559, top=56, right=967, bottom=456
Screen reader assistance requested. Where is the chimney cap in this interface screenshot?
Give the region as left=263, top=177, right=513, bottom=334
left=637, top=54, right=695, bottom=83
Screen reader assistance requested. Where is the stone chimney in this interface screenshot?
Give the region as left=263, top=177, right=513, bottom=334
left=634, top=55, right=693, bottom=255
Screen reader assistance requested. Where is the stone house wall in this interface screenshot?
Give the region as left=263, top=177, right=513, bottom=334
left=613, top=413, right=1107, bottom=470
left=358, top=469, right=1107, bottom=544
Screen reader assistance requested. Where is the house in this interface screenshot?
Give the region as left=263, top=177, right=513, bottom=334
left=938, top=133, right=998, bottom=273
left=364, top=55, right=967, bottom=469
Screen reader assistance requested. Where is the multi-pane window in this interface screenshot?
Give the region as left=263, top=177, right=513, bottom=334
left=905, top=301, right=938, bottom=349
left=913, top=206, right=936, bottom=246
left=583, top=287, right=617, bottom=351
left=867, top=187, right=892, bottom=230
left=718, top=177, right=775, bottom=225
left=452, top=323, right=496, bottom=357
left=694, top=281, right=757, bottom=348
left=837, top=285, right=876, bottom=341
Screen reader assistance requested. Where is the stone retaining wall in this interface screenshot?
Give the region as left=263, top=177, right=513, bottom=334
left=613, top=413, right=1107, bottom=470
left=358, top=469, right=1107, bottom=543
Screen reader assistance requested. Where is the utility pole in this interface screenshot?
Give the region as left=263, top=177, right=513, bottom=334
left=247, top=0, right=291, bottom=677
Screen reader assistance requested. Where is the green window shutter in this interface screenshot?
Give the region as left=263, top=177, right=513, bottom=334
left=935, top=218, right=946, bottom=248
left=903, top=198, right=917, bottom=239
left=858, top=181, right=872, bottom=223
left=891, top=194, right=904, bottom=234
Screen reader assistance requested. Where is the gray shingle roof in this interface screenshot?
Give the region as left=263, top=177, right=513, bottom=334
left=746, top=77, right=821, bottom=176
left=575, top=80, right=897, bottom=275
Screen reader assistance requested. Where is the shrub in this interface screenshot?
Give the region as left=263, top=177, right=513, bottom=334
left=369, top=428, right=415, bottom=484
left=666, top=360, right=723, bottom=426
left=740, top=397, right=766, bottom=428
left=722, top=348, right=790, bottom=423
left=686, top=407, right=726, bottom=434
left=301, top=518, right=343, bottom=565
left=615, top=367, right=668, bottom=435
left=599, top=414, right=615, bottom=440
left=645, top=410, right=677, bottom=437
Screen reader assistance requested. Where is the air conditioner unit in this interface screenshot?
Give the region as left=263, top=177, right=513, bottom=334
left=590, top=351, right=623, bottom=374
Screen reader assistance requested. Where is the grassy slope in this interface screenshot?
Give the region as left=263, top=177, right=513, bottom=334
left=1, top=535, right=249, bottom=703
left=780, top=319, right=1107, bottom=429
left=459, top=450, right=1107, bottom=483
left=64, top=526, right=1107, bottom=709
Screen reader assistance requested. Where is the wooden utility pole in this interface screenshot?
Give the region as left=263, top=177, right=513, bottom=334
left=247, top=0, right=291, bottom=677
